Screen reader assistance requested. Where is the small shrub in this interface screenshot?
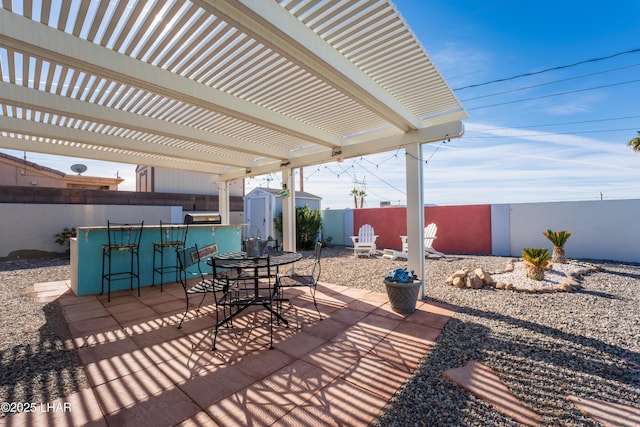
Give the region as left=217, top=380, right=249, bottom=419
left=543, top=229, right=571, bottom=263
left=543, top=229, right=571, bottom=247
left=521, top=247, right=549, bottom=280
left=274, top=205, right=322, bottom=250
left=54, top=227, right=77, bottom=249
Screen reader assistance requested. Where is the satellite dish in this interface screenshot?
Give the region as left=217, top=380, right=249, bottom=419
left=70, top=164, right=87, bottom=175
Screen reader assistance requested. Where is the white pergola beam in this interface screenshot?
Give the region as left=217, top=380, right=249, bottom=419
left=1, top=83, right=291, bottom=162
left=198, top=0, right=424, bottom=132
left=218, top=121, right=464, bottom=181
left=0, top=9, right=340, bottom=148
left=0, top=135, right=220, bottom=174
left=0, top=116, right=235, bottom=171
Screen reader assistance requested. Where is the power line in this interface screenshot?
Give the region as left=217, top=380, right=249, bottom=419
left=355, top=161, right=406, bottom=195
left=454, top=47, right=640, bottom=91
left=506, top=115, right=640, bottom=129
left=463, top=127, right=638, bottom=139
left=466, top=78, right=640, bottom=111
left=460, top=63, right=640, bottom=102
left=448, top=28, right=640, bottom=82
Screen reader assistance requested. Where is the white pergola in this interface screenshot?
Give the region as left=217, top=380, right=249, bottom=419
left=0, top=0, right=466, bottom=292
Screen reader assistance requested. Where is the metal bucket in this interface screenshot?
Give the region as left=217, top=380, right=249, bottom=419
left=244, top=226, right=268, bottom=257
left=245, top=238, right=268, bottom=257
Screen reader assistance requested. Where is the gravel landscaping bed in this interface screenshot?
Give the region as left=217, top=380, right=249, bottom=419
left=0, top=259, right=90, bottom=419
left=310, top=247, right=640, bottom=427
left=1, top=247, right=638, bottom=425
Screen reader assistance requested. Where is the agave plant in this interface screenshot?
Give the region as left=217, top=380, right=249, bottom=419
left=543, top=229, right=571, bottom=263
left=521, top=248, right=550, bottom=281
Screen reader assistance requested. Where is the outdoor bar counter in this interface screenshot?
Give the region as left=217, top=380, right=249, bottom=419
left=69, top=224, right=243, bottom=296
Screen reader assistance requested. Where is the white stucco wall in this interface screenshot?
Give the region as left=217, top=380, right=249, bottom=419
left=508, top=199, right=640, bottom=262
left=490, top=204, right=510, bottom=257
left=3, top=199, right=639, bottom=262
left=0, top=204, right=180, bottom=258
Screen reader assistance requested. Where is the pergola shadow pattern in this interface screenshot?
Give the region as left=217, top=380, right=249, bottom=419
left=11, top=279, right=455, bottom=426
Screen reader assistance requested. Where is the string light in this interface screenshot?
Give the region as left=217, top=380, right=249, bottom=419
left=248, top=142, right=451, bottom=204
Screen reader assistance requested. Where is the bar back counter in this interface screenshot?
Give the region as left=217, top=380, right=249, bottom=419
left=70, top=224, right=243, bottom=296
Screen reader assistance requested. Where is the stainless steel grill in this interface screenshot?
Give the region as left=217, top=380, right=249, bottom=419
left=183, top=212, right=222, bottom=225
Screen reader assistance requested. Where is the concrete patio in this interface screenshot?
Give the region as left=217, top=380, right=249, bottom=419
left=7, top=278, right=456, bottom=426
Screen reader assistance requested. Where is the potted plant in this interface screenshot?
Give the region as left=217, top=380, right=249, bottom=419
left=384, top=268, right=421, bottom=314
left=543, top=229, right=571, bottom=263
left=521, top=248, right=550, bottom=281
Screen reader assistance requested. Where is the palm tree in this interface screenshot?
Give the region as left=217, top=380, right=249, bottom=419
left=543, top=229, right=571, bottom=263
left=521, top=248, right=550, bottom=281
left=350, top=188, right=359, bottom=209
left=628, top=131, right=640, bottom=152
left=357, top=189, right=366, bottom=208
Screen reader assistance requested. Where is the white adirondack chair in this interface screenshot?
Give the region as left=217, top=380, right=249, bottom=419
left=350, top=224, right=378, bottom=257
left=400, top=223, right=444, bottom=257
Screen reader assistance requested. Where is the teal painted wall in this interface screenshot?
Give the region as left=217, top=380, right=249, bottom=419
left=321, top=209, right=346, bottom=245
left=73, top=224, right=242, bottom=296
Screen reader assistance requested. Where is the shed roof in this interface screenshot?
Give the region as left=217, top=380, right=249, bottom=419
left=0, top=1, right=466, bottom=182
left=246, top=186, right=321, bottom=200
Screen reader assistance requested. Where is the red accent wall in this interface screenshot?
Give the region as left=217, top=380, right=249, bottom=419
left=353, top=207, right=406, bottom=250
left=353, top=205, right=492, bottom=254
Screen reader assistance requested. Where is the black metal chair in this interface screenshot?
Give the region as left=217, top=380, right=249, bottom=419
left=101, top=221, right=144, bottom=302
left=152, top=221, right=188, bottom=291
left=212, top=255, right=284, bottom=350
left=277, top=241, right=323, bottom=319
left=175, top=244, right=231, bottom=329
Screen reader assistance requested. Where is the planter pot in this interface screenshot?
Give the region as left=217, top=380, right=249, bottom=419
left=384, top=279, right=422, bottom=314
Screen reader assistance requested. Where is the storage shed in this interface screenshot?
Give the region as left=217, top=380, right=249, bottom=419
left=244, top=187, right=322, bottom=242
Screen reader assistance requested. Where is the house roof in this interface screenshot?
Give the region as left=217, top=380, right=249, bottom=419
left=0, top=151, right=124, bottom=184
left=0, top=151, right=65, bottom=177
left=0, top=1, right=466, bottom=182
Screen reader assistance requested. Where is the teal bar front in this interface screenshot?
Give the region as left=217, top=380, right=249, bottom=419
left=70, top=224, right=243, bottom=296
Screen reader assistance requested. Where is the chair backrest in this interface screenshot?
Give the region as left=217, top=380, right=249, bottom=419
left=177, top=245, right=201, bottom=271
left=178, top=243, right=208, bottom=275
left=177, top=244, right=211, bottom=286
left=424, top=223, right=438, bottom=247
left=107, top=221, right=144, bottom=248
left=159, top=221, right=189, bottom=246
left=358, top=224, right=376, bottom=242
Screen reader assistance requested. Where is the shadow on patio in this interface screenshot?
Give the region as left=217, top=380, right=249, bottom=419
left=6, top=279, right=455, bottom=426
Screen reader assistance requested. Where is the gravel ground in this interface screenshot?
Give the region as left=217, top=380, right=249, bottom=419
left=1, top=247, right=639, bottom=426
left=0, top=258, right=89, bottom=419
left=308, top=247, right=640, bottom=427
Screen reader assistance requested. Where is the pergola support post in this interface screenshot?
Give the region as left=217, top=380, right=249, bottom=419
left=405, top=143, right=426, bottom=299
left=217, top=181, right=230, bottom=224
left=281, top=168, right=296, bottom=252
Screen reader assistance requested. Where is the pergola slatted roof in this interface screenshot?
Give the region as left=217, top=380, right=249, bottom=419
left=0, top=0, right=466, bottom=182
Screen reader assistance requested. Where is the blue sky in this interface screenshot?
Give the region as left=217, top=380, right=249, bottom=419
left=3, top=0, right=639, bottom=209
